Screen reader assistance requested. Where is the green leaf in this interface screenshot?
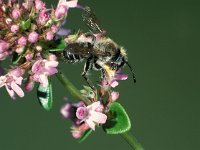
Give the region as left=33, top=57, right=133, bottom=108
left=37, top=78, right=53, bottom=111
left=79, top=129, right=93, bottom=143
left=103, top=102, right=131, bottom=134
left=48, top=39, right=67, bottom=52
left=22, top=18, right=31, bottom=30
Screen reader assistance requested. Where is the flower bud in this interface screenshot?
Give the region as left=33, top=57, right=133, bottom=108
left=46, top=31, right=54, bottom=41
left=55, top=5, right=68, bottom=19
left=35, top=0, right=45, bottom=11
left=16, top=47, right=24, bottom=54
left=25, top=79, right=35, bottom=92
left=0, top=40, right=9, bottom=53
left=5, top=18, right=12, bottom=25
left=36, top=45, right=42, bottom=51
left=38, top=10, right=50, bottom=25
left=11, top=24, right=19, bottom=33
left=110, top=91, right=119, bottom=101
left=51, top=25, right=58, bottom=33
left=12, top=8, right=21, bottom=20
left=28, top=31, right=39, bottom=43
left=18, top=36, right=27, bottom=46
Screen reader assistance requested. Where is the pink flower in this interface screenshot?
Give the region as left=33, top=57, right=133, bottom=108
left=0, top=40, right=9, bottom=53
left=12, top=8, right=21, bottom=20
left=76, top=101, right=107, bottom=130
left=11, top=25, right=19, bottom=33
left=31, top=57, right=58, bottom=87
left=101, top=71, right=128, bottom=89
left=35, top=0, right=45, bottom=11
left=28, top=31, right=39, bottom=43
left=55, top=0, right=78, bottom=19
left=38, top=10, right=50, bottom=25
left=46, top=31, right=54, bottom=41
left=0, top=68, right=24, bottom=99
left=18, top=36, right=27, bottom=46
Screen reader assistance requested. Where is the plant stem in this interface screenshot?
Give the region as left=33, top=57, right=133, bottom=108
left=121, top=131, right=144, bottom=150
left=56, top=71, right=91, bottom=105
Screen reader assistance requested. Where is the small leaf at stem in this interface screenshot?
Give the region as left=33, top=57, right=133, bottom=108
left=22, top=18, right=31, bottom=31
left=48, top=39, right=67, bottom=52
left=79, top=129, right=93, bottom=143
left=103, top=102, right=131, bottom=134
left=37, top=78, right=53, bottom=111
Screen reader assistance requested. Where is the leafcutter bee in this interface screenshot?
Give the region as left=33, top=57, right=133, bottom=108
left=63, top=6, right=136, bottom=88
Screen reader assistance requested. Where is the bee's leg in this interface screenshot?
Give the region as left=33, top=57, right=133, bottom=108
left=82, top=57, right=95, bottom=89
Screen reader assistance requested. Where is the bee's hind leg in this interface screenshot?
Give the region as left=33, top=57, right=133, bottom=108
left=82, top=57, right=95, bottom=90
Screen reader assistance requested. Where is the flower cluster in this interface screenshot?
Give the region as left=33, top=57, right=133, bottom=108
left=61, top=71, right=128, bottom=138
left=0, top=0, right=78, bottom=98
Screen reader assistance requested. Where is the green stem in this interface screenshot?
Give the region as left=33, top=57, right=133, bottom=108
left=121, top=131, right=144, bottom=150
left=56, top=71, right=91, bottom=105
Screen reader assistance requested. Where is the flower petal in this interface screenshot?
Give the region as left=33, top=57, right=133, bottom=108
left=39, top=74, right=48, bottom=87
left=5, top=85, right=16, bottom=99
left=11, top=82, right=24, bottom=97
left=85, top=119, right=95, bottom=130
left=90, top=111, right=107, bottom=124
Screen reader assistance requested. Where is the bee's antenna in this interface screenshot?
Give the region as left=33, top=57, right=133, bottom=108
left=125, top=62, right=136, bottom=83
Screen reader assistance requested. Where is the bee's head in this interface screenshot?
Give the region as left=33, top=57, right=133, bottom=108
left=108, top=47, right=136, bottom=83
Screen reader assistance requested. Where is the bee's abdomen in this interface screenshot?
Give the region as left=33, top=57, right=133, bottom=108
left=63, top=50, right=83, bottom=63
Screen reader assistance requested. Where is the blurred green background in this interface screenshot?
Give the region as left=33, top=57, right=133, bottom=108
left=0, top=0, right=200, bottom=149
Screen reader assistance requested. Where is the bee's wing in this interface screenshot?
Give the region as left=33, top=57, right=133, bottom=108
left=66, top=43, right=107, bottom=57
left=82, top=6, right=105, bottom=34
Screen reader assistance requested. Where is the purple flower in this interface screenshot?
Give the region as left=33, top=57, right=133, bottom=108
left=28, top=31, right=39, bottom=43
left=31, top=57, right=58, bottom=87
left=0, top=68, right=25, bottom=99
left=76, top=101, right=107, bottom=130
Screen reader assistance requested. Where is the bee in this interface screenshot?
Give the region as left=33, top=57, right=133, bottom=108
left=63, top=6, right=136, bottom=87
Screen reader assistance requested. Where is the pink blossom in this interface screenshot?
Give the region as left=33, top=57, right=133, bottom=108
left=76, top=101, right=107, bottom=130
left=101, top=71, right=128, bottom=89
left=16, top=47, right=24, bottom=54
left=31, top=58, right=58, bottom=87
left=71, top=123, right=90, bottom=139
left=11, top=25, right=19, bottom=33
left=12, top=8, right=21, bottom=20
left=0, top=68, right=24, bottom=99
left=46, top=31, right=54, bottom=41
left=55, top=0, right=78, bottom=19
left=18, top=36, right=27, bottom=46
left=28, top=31, right=39, bottom=43
left=38, top=10, right=50, bottom=25
left=35, top=0, right=45, bottom=11
left=0, top=40, right=9, bottom=53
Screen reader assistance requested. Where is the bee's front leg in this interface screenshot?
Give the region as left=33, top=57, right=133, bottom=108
left=82, top=57, right=95, bottom=90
